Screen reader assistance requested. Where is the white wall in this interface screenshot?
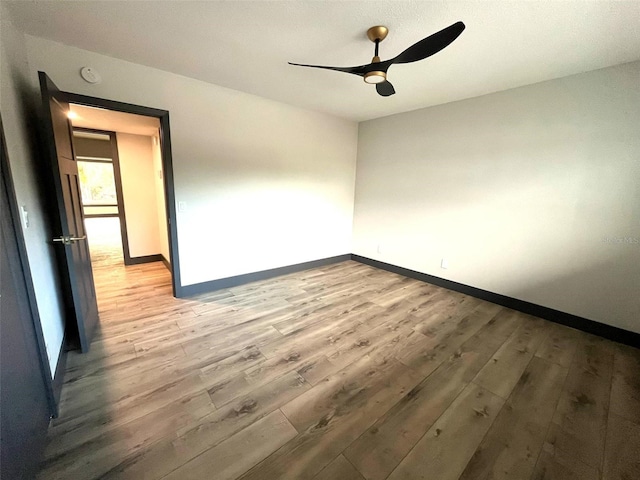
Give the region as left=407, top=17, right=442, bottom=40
left=151, top=133, right=170, bottom=263
left=1, top=9, right=67, bottom=374
left=353, top=61, right=640, bottom=334
left=116, top=133, right=161, bottom=258
left=24, top=35, right=358, bottom=287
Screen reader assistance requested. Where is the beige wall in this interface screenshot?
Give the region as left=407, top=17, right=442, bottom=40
left=353, top=61, right=640, bottom=333
left=1, top=8, right=66, bottom=374
left=116, top=133, right=161, bottom=258
left=151, top=133, right=170, bottom=263
left=24, top=34, right=358, bottom=287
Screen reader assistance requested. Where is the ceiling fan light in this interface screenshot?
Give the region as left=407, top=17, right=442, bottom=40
left=364, top=71, right=386, bottom=84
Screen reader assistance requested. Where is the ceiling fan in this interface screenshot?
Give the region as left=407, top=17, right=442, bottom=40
left=289, top=21, right=465, bottom=97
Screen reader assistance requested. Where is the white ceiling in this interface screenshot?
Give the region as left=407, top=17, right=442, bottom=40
left=7, top=1, right=640, bottom=121
left=70, top=104, right=160, bottom=136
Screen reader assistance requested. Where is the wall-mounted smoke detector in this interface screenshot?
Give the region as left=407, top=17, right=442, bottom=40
left=80, top=67, right=101, bottom=84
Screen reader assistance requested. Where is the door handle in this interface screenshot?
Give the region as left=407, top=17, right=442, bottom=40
left=53, top=235, right=87, bottom=245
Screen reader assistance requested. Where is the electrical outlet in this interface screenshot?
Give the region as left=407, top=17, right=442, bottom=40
left=178, top=201, right=187, bottom=212
left=377, top=244, right=382, bottom=254
left=441, top=258, right=449, bottom=269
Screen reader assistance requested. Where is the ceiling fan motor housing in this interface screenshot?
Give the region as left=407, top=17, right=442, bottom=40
left=364, top=56, right=387, bottom=84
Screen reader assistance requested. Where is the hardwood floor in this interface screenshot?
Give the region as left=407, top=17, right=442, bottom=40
left=38, top=250, right=640, bottom=480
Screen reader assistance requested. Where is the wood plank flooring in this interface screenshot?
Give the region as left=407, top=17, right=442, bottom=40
left=38, top=249, right=640, bottom=480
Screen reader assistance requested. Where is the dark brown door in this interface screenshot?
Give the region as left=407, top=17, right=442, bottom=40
left=39, top=71, right=99, bottom=352
left=1, top=120, right=51, bottom=479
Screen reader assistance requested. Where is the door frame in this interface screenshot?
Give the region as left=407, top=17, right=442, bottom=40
left=60, top=91, right=181, bottom=296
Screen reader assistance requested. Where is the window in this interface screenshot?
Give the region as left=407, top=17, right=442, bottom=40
left=77, top=159, right=119, bottom=216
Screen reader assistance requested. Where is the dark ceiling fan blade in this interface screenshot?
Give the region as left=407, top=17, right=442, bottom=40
left=376, top=80, right=395, bottom=97
left=392, top=21, right=465, bottom=65
left=288, top=62, right=368, bottom=76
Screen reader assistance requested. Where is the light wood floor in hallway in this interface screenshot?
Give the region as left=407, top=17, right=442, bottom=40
left=38, top=253, right=640, bottom=480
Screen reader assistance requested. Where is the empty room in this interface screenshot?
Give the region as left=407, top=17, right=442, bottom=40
left=1, top=1, right=639, bottom=479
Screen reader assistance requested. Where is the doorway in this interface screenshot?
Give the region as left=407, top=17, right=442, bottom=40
left=71, top=120, right=172, bottom=273
left=59, top=91, right=181, bottom=297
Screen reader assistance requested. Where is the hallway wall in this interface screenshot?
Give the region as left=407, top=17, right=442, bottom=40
left=116, top=132, right=162, bottom=258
